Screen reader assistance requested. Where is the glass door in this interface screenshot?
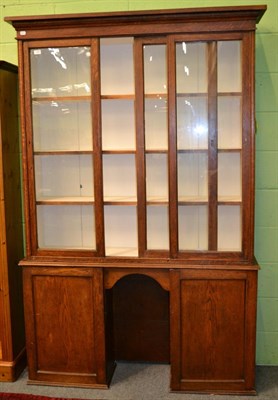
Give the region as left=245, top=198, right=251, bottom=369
left=30, top=44, right=96, bottom=250
left=144, top=42, right=169, bottom=253
left=134, top=38, right=169, bottom=257
left=176, top=42, right=209, bottom=251
left=175, top=38, right=243, bottom=254
left=217, top=40, right=242, bottom=251
left=28, top=35, right=244, bottom=258
left=100, top=37, right=138, bottom=257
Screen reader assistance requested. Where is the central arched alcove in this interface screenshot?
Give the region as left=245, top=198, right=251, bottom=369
left=107, top=273, right=170, bottom=363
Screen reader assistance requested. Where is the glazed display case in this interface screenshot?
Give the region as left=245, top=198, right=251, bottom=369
left=6, top=4, right=266, bottom=394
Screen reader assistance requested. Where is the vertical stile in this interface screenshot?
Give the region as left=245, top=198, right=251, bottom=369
left=19, top=41, right=32, bottom=257
left=24, top=43, right=39, bottom=255
left=169, top=269, right=181, bottom=390
left=134, top=39, right=147, bottom=257
left=242, top=32, right=255, bottom=259
left=168, top=38, right=178, bottom=258
left=91, top=38, right=105, bottom=256
left=207, top=42, right=218, bottom=251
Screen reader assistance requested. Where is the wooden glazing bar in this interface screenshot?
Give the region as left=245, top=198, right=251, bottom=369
left=24, top=42, right=39, bottom=254
left=207, top=41, right=218, bottom=251
left=17, top=41, right=32, bottom=257
left=91, top=38, right=105, bottom=256
left=241, top=32, right=255, bottom=259
left=134, top=38, right=147, bottom=258
left=168, top=38, right=178, bottom=258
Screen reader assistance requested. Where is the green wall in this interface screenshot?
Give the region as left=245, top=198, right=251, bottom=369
left=1, top=0, right=277, bottom=366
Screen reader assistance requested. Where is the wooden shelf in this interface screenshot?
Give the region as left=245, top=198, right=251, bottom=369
left=176, top=92, right=242, bottom=97
left=144, top=93, right=167, bottom=99
left=32, top=95, right=91, bottom=102
left=104, top=195, right=137, bottom=205
left=105, top=247, right=138, bottom=257
left=218, top=148, right=242, bottom=152
left=218, top=195, right=242, bottom=205
left=102, top=149, right=136, bottom=154
left=101, top=94, right=135, bottom=100
left=145, top=149, right=168, bottom=153
left=34, top=150, right=93, bottom=155
left=178, top=148, right=208, bottom=153
left=177, top=148, right=242, bottom=153
left=178, top=195, right=241, bottom=205
left=36, top=196, right=95, bottom=205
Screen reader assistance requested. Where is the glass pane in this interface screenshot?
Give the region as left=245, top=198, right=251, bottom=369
left=179, top=205, right=208, bottom=250
left=218, top=153, right=241, bottom=201
left=176, top=42, right=207, bottom=94
left=37, top=205, right=95, bottom=249
left=103, top=154, right=136, bottom=201
left=104, top=205, right=138, bottom=257
left=31, top=47, right=91, bottom=97
left=100, top=37, right=134, bottom=95
left=178, top=153, right=208, bottom=202
left=145, top=98, right=168, bottom=151
left=218, top=41, right=242, bottom=92
left=35, top=155, right=94, bottom=201
left=33, top=100, right=92, bottom=152
left=144, top=45, right=167, bottom=94
left=147, top=206, right=169, bottom=250
left=218, top=206, right=241, bottom=251
left=146, top=154, right=168, bottom=202
left=102, top=99, right=135, bottom=151
left=177, top=96, right=208, bottom=150
left=218, top=97, right=242, bottom=149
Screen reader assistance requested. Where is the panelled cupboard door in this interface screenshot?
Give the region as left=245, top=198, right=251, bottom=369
left=23, top=267, right=111, bottom=387
left=170, top=269, right=258, bottom=394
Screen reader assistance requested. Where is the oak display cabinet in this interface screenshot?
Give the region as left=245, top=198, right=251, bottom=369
left=0, top=61, right=25, bottom=381
left=6, top=5, right=266, bottom=394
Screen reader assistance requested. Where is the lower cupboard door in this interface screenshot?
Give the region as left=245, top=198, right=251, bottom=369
left=170, top=269, right=257, bottom=394
left=23, top=267, right=109, bottom=388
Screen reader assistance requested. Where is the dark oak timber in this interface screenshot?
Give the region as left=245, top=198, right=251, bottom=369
left=0, top=62, right=26, bottom=381
left=6, top=4, right=266, bottom=393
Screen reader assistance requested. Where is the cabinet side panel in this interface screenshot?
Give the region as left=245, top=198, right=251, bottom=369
left=181, top=279, right=245, bottom=381
left=0, top=68, right=11, bottom=361
left=0, top=64, right=25, bottom=380
left=1, top=67, right=25, bottom=361
left=32, top=274, right=96, bottom=374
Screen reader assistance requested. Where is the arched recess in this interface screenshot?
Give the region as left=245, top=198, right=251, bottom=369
left=105, top=272, right=170, bottom=363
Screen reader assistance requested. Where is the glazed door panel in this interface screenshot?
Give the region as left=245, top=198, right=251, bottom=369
left=170, top=269, right=257, bottom=394
left=23, top=267, right=108, bottom=387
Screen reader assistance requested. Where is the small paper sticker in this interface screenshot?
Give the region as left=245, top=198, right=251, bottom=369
left=20, top=31, right=26, bottom=36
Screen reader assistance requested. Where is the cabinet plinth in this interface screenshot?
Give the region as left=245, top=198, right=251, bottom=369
left=6, top=4, right=266, bottom=394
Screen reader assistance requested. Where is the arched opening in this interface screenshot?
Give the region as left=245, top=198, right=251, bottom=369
left=107, top=274, right=170, bottom=363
